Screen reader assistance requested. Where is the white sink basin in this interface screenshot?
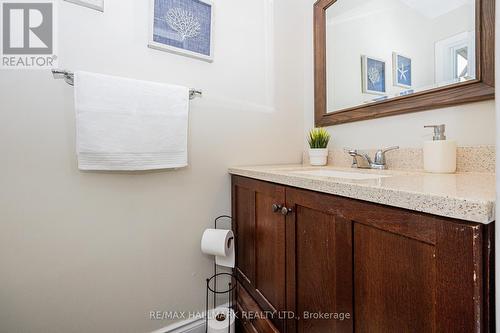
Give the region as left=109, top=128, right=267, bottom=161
left=291, top=169, right=391, bottom=180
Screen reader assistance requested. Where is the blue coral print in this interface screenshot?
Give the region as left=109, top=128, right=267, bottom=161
left=153, top=0, right=212, bottom=56
left=366, top=58, right=386, bottom=93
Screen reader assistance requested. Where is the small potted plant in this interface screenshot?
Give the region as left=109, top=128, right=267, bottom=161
left=308, top=127, right=331, bottom=166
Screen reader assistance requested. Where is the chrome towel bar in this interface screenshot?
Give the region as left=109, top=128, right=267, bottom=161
left=51, top=69, right=202, bottom=100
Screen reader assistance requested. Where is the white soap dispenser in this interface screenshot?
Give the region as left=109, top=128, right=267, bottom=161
left=423, top=124, right=457, bottom=173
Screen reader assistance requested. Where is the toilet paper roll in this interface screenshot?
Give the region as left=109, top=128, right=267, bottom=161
left=208, top=307, right=236, bottom=333
left=201, top=229, right=235, bottom=268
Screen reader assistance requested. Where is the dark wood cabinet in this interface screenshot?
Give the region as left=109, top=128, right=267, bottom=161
left=353, top=223, right=435, bottom=332
left=285, top=187, right=353, bottom=333
left=237, top=285, right=280, bottom=333
left=232, top=175, right=494, bottom=333
left=233, top=176, right=287, bottom=331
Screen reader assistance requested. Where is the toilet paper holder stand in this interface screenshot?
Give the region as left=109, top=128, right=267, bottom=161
left=205, top=272, right=236, bottom=333
left=205, top=215, right=236, bottom=333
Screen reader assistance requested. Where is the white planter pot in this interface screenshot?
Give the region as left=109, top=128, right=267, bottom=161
left=309, top=148, right=329, bottom=166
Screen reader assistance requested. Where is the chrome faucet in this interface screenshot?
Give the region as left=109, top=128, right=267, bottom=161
left=346, top=146, right=399, bottom=170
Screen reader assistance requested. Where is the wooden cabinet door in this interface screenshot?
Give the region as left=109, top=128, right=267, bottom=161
left=353, top=223, right=436, bottom=332
left=232, top=176, right=287, bottom=331
left=237, top=285, right=281, bottom=333
left=285, top=188, right=354, bottom=333
left=350, top=209, right=485, bottom=332
left=285, top=186, right=487, bottom=333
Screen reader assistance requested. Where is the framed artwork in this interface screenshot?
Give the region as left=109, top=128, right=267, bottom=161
left=393, top=52, right=412, bottom=88
left=361, top=55, right=386, bottom=95
left=64, top=0, right=104, bottom=12
left=148, top=0, right=214, bottom=62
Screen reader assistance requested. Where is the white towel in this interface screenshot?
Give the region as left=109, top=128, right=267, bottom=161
left=74, top=71, right=189, bottom=171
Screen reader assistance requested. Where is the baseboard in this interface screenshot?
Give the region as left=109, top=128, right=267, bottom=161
left=150, top=303, right=231, bottom=333
left=150, top=317, right=205, bottom=333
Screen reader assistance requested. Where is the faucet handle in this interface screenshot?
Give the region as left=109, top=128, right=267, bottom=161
left=344, top=147, right=372, bottom=168
left=381, top=146, right=400, bottom=154
left=373, top=146, right=399, bottom=165
left=344, top=148, right=359, bottom=167
left=344, top=147, right=356, bottom=155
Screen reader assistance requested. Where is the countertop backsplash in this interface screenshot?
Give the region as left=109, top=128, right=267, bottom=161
left=303, top=145, right=495, bottom=173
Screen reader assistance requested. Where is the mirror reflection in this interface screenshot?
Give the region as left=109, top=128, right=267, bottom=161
left=326, top=0, right=476, bottom=113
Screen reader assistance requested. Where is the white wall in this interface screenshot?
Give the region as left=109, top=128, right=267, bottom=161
left=0, top=1, right=305, bottom=332
left=304, top=0, right=495, bottom=149
left=319, top=101, right=495, bottom=148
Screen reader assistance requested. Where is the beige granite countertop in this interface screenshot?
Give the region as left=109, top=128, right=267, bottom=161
left=228, top=165, right=496, bottom=224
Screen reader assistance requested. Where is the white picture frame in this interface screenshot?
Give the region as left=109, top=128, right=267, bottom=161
left=392, top=52, right=412, bottom=88
left=148, top=0, right=214, bottom=62
left=63, top=0, right=104, bottom=12
left=361, top=55, right=386, bottom=95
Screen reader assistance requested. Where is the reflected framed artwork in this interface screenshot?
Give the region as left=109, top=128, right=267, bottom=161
left=361, top=56, right=386, bottom=95
left=148, top=0, right=214, bottom=62
left=393, top=52, right=412, bottom=88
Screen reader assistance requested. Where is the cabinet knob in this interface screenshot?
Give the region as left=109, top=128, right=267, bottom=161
left=272, top=204, right=282, bottom=213
left=281, top=206, right=293, bottom=216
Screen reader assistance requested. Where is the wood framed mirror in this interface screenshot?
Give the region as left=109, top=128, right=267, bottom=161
left=314, top=0, right=495, bottom=126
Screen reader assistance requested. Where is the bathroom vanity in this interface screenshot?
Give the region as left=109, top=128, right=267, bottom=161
left=229, top=166, right=495, bottom=333
left=229, top=0, right=497, bottom=330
